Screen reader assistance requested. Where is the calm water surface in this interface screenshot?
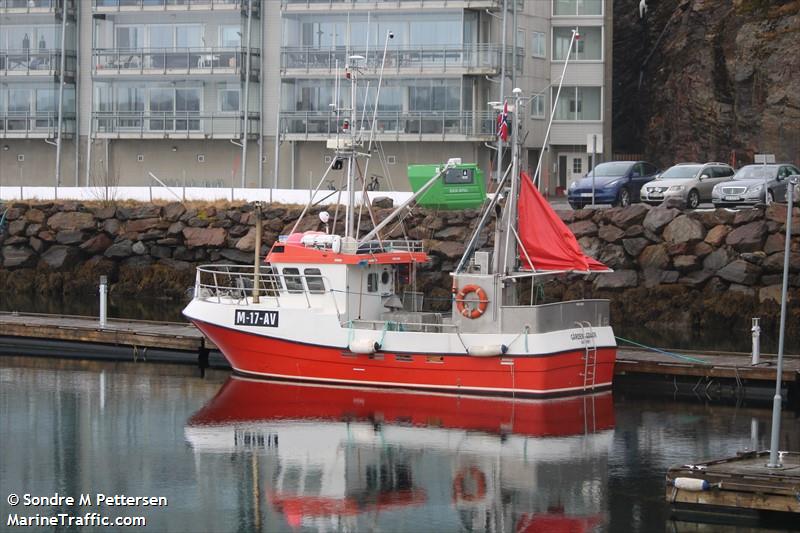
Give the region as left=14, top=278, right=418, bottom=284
left=0, top=359, right=797, bottom=533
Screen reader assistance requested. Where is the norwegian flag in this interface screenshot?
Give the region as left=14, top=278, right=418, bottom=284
left=496, top=99, right=509, bottom=142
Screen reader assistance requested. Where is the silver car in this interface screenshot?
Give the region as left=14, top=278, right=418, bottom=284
left=641, top=162, right=734, bottom=209
left=712, top=164, right=800, bottom=207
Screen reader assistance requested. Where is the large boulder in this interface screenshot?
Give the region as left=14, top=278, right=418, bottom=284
left=163, top=202, right=187, bottom=222
left=662, top=215, right=705, bottom=244
left=40, top=245, right=83, bottom=270
left=568, top=220, right=598, bottom=238
left=24, top=208, right=46, bottom=224
left=80, top=233, right=113, bottom=254
left=598, top=244, right=628, bottom=269
left=622, top=237, right=650, bottom=257
left=725, top=221, right=767, bottom=252
left=639, top=244, right=670, bottom=270
left=220, top=249, right=254, bottom=264
left=55, top=230, right=86, bottom=245
left=182, top=227, right=226, bottom=248
left=717, top=259, right=761, bottom=285
left=704, top=224, right=732, bottom=247
left=2, top=246, right=36, bottom=268
left=761, top=252, right=800, bottom=273
left=47, top=211, right=96, bottom=231
left=125, top=218, right=161, bottom=233
left=702, top=247, right=734, bottom=271
left=598, top=224, right=625, bottom=243
left=116, top=205, right=161, bottom=220
left=104, top=240, right=133, bottom=259
left=732, top=208, right=764, bottom=226
left=642, top=207, right=679, bottom=233
left=611, top=204, right=650, bottom=227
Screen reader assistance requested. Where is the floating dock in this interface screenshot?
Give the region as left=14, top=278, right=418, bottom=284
left=0, top=312, right=798, bottom=401
left=666, top=451, right=800, bottom=518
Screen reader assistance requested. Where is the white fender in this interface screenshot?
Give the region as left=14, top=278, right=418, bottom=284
left=467, top=344, right=508, bottom=357
left=672, top=478, right=710, bottom=491
left=349, top=338, right=380, bottom=354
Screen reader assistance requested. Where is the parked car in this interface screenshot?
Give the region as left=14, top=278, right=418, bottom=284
left=567, top=161, right=659, bottom=209
left=640, top=162, right=734, bottom=209
left=711, top=164, right=800, bottom=207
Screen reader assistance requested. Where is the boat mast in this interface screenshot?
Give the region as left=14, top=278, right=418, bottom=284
left=344, top=60, right=358, bottom=240
left=501, top=89, right=522, bottom=276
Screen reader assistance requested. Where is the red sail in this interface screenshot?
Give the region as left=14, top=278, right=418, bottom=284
left=518, top=172, right=610, bottom=272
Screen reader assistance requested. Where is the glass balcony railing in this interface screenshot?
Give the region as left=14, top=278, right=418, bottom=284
left=92, top=111, right=260, bottom=138
left=281, top=44, right=522, bottom=75
left=0, top=0, right=74, bottom=12
left=281, top=0, right=512, bottom=9
left=92, top=47, right=260, bottom=78
left=280, top=110, right=495, bottom=139
left=1, top=49, right=77, bottom=77
left=0, top=112, right=76, bottom=137
left=92, top=0, right=258, bottom=11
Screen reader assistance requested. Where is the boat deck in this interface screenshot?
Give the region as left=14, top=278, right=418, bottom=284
left=666, top=451, right=800, bottom=515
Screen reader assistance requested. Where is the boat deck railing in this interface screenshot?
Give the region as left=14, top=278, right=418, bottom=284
left=355, top=240, right=424, bottom=254
left=194, top=264, right=342, bottom=316
left=347, top=318, right=457, bottom=334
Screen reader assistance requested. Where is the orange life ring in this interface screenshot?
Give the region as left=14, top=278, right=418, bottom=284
left=455, top=285, right=488, bottom=319
left=452, top=466, right=487, bottom=502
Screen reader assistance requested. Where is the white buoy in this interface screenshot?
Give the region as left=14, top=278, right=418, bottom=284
left=349, top=339, right=380, bottom=354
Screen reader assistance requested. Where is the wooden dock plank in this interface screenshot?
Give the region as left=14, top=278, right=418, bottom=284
left=617, top=348, right=800, bottom=384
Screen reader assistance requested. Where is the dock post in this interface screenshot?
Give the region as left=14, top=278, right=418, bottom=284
left=767, top=176, right=796, bottom=468
left=751, top=317, right=760, bottom=365
left=99, top=275, right=108, bottom=328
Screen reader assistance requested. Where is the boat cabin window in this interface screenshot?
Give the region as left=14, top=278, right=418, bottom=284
left=367, top=272, right=378, bottom=293
left=304, top=268, right=325, bottom=294
left=443, top=167, right=474, bottom=185
left=282, top=268, right=304, bottom=293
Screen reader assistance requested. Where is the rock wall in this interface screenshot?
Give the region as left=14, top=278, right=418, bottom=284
left=613, top=0, right=800, bottom=166
left=0, top=200, right=798, bottom=340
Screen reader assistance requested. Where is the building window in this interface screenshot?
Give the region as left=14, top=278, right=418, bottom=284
left=552, top=86, right=601, bottom=121
left=553, top=0, right=603, bottom=16
left=219, top=88, right=240, bottom=112
left=573, top=158, right=582, bottom=174
left=553, top=27, right=602, bottom=61
left=516, top=28, right=525, bottom=56
left=531, top=31, right=546, bottom=58
left=531, top=93, right=546, bottom=119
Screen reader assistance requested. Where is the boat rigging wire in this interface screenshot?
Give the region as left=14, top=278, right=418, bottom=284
left=615, top=336, right=709, bottom=365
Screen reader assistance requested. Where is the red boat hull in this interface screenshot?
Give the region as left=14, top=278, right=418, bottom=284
left=193, top=320, right=616, bottom=397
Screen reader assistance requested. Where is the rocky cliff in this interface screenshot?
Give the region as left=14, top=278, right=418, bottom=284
left=613, top=0, right=800, bottom=166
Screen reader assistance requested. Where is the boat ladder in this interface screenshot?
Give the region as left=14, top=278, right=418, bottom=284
left=577, top=321, right=598, bottom=390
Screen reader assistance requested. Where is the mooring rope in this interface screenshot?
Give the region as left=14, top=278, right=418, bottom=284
left=615, top=335, right=710, bottom=365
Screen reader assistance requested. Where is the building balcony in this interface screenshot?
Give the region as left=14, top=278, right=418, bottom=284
left=281, top=44, right=522, bottom=77
left=1, top=49, right=77, bottom=80
left=280, top=110, right=495, bottom=141
left=0, top=112, right=75, bottom=138
left=280, top=0, right=516, bottom=12
left=92, top=47, right=260, bottom=80
left=92, top=0, right=259, bottom=14
left=92, top=111, right=260, bottom=139
left=0, top=0, right=74, bottom=14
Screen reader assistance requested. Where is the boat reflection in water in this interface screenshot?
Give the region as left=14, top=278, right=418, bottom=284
left=185, top=378, right=614, bottom=532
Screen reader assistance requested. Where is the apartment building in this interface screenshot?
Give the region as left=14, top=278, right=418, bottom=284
left=0, top=0, right=612, bottom=193
left=0, top=0, right=77, bottom=187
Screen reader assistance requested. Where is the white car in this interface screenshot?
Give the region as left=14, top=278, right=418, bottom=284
left=641, top=162, right=734, bottom=209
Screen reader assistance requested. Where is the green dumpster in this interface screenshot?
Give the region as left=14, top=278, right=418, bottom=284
left=407, top=163, right=486, bottom=210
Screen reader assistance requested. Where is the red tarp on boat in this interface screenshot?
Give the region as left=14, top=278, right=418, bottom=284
left=518, top=172, right=610, bottom=272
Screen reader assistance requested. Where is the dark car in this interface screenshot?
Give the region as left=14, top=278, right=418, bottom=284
left=711, top=164, right=800, bottom=207
left=567, top=161, right=659, bottom=209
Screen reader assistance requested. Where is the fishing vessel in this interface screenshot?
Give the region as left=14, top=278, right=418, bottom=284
left=185, top=378, right=613, bottom=531
left=183, top=30, right=615, bottom=397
